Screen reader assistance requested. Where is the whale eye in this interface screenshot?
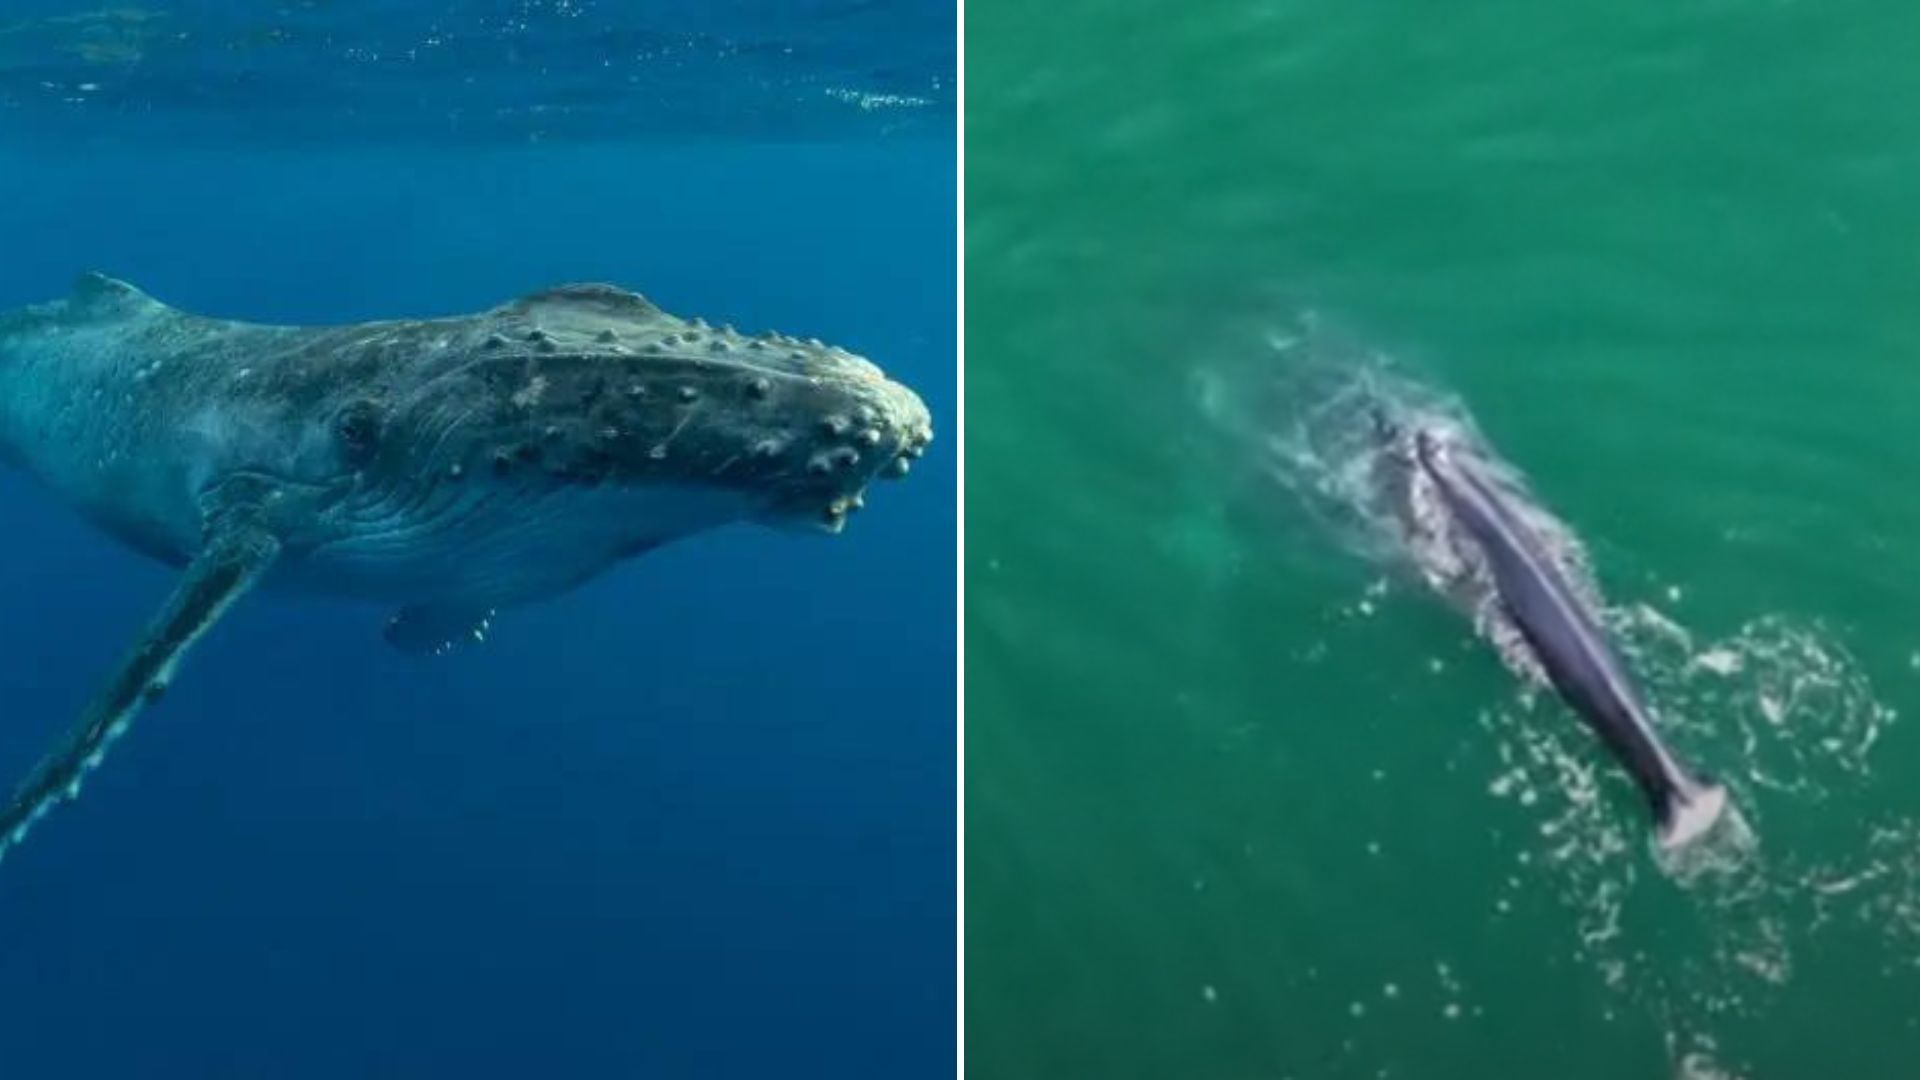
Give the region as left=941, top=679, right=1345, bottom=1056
left=334, top=400, right=385, bottom=464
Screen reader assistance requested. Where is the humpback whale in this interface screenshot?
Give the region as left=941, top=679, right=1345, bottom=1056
left=0, top=272, right=933, bottom=862
left=1408, top=427, right=1727, bottom=850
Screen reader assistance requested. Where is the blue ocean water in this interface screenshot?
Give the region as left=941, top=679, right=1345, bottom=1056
left=0, top=6, right=954, bottom=1077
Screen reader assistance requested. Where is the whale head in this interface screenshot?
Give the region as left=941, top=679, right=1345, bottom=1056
left=309, top=283, right=932, bottom=599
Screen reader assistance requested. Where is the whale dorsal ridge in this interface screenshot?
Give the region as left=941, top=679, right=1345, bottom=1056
left=499, top=282, right=660, bottom=320
left=70, top=272, right=164, bottom=314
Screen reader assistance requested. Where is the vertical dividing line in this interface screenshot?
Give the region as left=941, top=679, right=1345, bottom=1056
left=953, top=0, right=968, bottom=1073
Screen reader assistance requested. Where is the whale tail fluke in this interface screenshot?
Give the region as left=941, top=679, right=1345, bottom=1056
left=1654, top=777, right=1730, bottom=851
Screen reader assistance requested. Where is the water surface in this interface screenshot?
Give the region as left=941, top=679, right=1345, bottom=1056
left=0, top=4, right=955, bottom=1076
left=967, top=1, right=1920, bottom=1075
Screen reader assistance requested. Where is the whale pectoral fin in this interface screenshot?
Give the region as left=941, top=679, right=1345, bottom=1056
left=383, top=603, right=496, bottom=657
left=0, top=522, right=280, bottom=862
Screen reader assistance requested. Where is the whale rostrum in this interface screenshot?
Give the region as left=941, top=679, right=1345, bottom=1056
left=1410, top=428, right=1728, bottom=851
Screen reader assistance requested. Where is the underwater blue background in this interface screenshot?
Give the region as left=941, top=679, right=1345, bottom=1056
left=0, top=6, right=954, bottom=1075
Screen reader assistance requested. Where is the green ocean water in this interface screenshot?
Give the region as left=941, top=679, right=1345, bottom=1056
left=964, top=2, right=1920, bottom=1077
